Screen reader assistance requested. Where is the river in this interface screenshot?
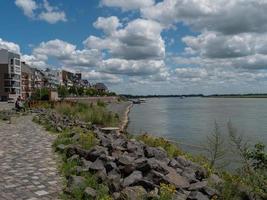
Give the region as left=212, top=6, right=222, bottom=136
left=127, top=97, right=267, bottom=157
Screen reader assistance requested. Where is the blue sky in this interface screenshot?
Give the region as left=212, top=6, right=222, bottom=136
left=1, top=0, right=267, bottom=95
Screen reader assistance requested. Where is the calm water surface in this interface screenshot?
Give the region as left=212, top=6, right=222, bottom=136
left=127, top=98, right=267, bottom=154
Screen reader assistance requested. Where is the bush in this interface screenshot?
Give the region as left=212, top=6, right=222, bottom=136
left=54, top=102, right=119, bottom=126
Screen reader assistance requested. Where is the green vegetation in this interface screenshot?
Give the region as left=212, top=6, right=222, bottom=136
left=31, top=88, right=50, bottom=100
left=159, top=183, right=176, bottom=200
left=54, top=102, right=119, bottom=127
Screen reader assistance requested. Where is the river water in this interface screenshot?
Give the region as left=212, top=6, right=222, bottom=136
left=127, top=97, right=267, bottom=156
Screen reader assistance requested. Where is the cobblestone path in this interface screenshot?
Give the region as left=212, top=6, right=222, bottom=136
left=0, top=116, right=62, bottom=200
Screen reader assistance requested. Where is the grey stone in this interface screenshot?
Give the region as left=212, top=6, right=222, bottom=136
left=84, top=187, right=97, bottom=199
left=89, top=158, right=105, bottom=171
left=122, top=170, right=143, bottom=187
left=118, top=155, right=135, bottom=165
left=67, top=175, right=86, bottom=192
left=120, top=186, right=147, bottom=200
left=144, top=146, right=168, bottom=160
left=188, top=191, right=209, bottom=200
left=164, top=170, right=190, bottom=189
left=189, top=181, right=208, bottom=191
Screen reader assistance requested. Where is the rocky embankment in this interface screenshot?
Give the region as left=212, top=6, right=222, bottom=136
left=33, top=109, right=221, bottom=200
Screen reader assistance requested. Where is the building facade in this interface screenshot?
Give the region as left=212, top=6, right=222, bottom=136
left=21, top=62, right=34, bottom=99
left=0, top=49, right=21, bottom=101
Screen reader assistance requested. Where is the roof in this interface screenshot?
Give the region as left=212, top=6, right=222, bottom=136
left=94, top=83, right=108, bottom=90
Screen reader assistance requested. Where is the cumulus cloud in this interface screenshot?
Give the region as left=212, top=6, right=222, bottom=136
left=101, top=58, right=165, bottom=76
left=100, top=0, right=154, bottom=11
left=15, top=0, right=37, bottom=18
left=15, top=0, right=67, bottom=24
left=84, top=17, right=165, bottom=60
left=83, top=70, right=122, bottom=84
left=33, top=39, right=101, bottom=67
left=142, top=0, right=267, bottom=34
left=38, top=0, right=67, bottom=24
left=0, top=38, right=20, bottom=53
left=93, top=16, right=121, bottom=35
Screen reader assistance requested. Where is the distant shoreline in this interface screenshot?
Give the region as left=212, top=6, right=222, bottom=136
left=122, top=94, right=267, bottom=99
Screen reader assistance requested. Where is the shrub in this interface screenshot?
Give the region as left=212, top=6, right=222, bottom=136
left=159, top=183, right=176, bottom=200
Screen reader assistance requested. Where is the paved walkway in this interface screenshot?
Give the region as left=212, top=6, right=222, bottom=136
left=0, top=115, right=62, bottom=200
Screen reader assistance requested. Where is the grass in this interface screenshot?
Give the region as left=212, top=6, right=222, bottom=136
left=54, top=102, right=119, bottom=127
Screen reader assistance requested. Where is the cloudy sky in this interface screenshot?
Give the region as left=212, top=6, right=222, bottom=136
left=1, top=0, right=267, bottom=95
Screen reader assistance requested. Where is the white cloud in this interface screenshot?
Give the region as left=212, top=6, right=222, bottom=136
left=0, top=38, right=20, bottom=53
left=142, top=0, right=267, bottom=34
left=84, top=18, right=165, bottom=60
left=15, top=0, right=37, bottom=18
left=38, top=0, right=67, bottom=24
left=33, top=39, right=101, bottom=67
left=21, top=54, right=48, bottom=69
left=100, top=0, right=155, bottom=11
left=101, top=58, right=165, bottom=76
left=93, top=16, right=121, bottom=35
left=15, top=0, right=67, bottom=24
left=83, top=70, right=122, bottom=84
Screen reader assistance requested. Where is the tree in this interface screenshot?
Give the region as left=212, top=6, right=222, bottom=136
left=57, top=85, right=69, bottom=99
left=206, top=121, right=226, bottom=169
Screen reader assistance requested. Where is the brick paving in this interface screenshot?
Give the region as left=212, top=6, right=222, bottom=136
left=0, top=115, right=62, bottom=200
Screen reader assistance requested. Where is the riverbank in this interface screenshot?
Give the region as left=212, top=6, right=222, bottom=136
left=1, top=101, right=266, bottom=199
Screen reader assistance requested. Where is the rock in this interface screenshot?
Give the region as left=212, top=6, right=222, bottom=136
left=164, top=170, right=190, bottom=189
left=175, top=156, right=191, bottom=167
left=81, top=159, right=92, bottom=169
left=120, top=186, right=147, bottom=200
left=174, top=191, right=190, bottom=200
left=107, top=169, right=121, bottom=192
left=147, top=187, right=159, bottom=199
left=67, top=154, right=80, bottom=163
left=188, top=191, right=209, bottom=200
left=120, top=164, right=136, bottom=176
left=56, top=144, right=65, bottom=152
left=208, top=174, right=223, bottom=185
left=135, top=179, right=156, bottom=190
left=112, top=192, right=121, bottom=200
left=201, top=186, right=218, bottom=197
left=67, top=175, right=86, bottom=193
left=181, top=169, right=198, bottom=183
left=89, top=158, right=105, bottom=171
left=84, top=187, right=97, bottom=199
left=145, top=170, right=165, bottom=185
left=122, top=170, right=143, bottom=187
left=118, top=155, right=135, bottom=166
left=72, top=133, right=80, bottom=142
left=88, top=146, right=109, bottom=161
left=105, top=161, right=118, bottom=172
left=57, top=126, right=62, bottom=132
left=95, top=169, right=107, bottom=182
left=144, top=146, right=168, bottom=160
left=189, top=181, right=208, bottom=191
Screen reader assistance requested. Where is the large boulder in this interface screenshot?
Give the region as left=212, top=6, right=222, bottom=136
left=188, top=191, right=209, bottom=200
left=189, top=181, right=208, bottom=191
left=89, top=158, right=105, bottom=171
left=144, top=146, right=168, bottom=160
left=164, top=170, right=190, bottom=189
left=87, top=146, right=109, bottom=161
left=119, top=186, right=147, bottom=200
left=122, top=170, right=143, bottom=187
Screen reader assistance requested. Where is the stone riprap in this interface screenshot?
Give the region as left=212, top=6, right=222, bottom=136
left=0, top=115, right=62, bottom=200
left=37, top=107, right=220, bottom=200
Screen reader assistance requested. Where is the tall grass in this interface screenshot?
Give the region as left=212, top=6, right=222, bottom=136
left=55, top=102, right=119, bottom=127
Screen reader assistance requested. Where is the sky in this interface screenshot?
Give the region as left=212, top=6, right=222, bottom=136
left=1, top=0, right=267, bottom=95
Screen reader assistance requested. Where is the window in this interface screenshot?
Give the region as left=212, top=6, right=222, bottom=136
left=15, top=59, right=20, bottom=66
left=5, top=88, right=10, bottom=93
left=10, top=59, right=14, bottom=65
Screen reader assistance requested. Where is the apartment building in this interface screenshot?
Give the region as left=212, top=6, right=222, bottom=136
left=21, top=62, right=34, bottom=99
left=0, top=49, right=21, bottom=101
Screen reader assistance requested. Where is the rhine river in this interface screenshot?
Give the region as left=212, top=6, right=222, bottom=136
left=127, top=97, right=267, bottom=156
